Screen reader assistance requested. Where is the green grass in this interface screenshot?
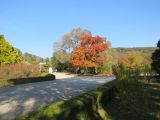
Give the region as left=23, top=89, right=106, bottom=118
left=15, top=79, right=160, bottom=120
left=106, top=80, right=160, bottom=120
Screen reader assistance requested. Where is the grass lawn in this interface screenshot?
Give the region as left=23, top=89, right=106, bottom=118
left=15, top=79, right=160, bottom=120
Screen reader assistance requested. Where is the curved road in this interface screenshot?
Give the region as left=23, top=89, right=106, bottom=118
left=0, top=75, right=114, bottom=120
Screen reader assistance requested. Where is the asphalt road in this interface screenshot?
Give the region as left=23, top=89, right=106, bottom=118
left=0, top=76, right=115, bottom=120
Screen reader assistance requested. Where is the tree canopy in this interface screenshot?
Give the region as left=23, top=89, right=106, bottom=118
left=51, top=28, right=153, bottom=74
left=71, top=34, right=108, bottom=71
left=61, top=28, right=91, bottom=52
left=0, top=35, right=23, bottom=64
left=151, top=40, right=160, bottom=75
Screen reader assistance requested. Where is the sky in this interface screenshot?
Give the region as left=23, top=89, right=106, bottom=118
left=0, top=0, right=160, bottom=58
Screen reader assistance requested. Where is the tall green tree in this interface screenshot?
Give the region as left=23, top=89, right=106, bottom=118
left=52, top=28, right=91, bottom=72
left=151, top=40, right=160, bottom=75
left=0, top=35, right=23, bottom=64
left=51, top=50, right=73, bottom=71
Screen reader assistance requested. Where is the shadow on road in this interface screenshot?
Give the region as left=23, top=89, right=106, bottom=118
left=0, top=76, right=114, bottom=120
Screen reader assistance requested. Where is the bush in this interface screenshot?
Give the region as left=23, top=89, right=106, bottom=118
left=0, top=64, right=56, bottom=87
left=113, top=64, right=156, bottom=82
left=99, top=63, right=112, bottom=75
left=0, top=63, right=40, bottom=79
left=113, top=64, right=144, bottom=81
left=80, top=69, right=85, bottom=74
left=45, top=74, right=56, bottom=79
left=112, top=64, right=130, bottom=80
left=7, top=74, right=55, bottom=85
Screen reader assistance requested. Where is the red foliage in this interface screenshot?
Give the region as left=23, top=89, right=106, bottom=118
left=71, top=34, right=108, bottom=68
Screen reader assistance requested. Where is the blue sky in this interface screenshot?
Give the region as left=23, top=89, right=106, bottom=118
left=0, top=0, right=160, bottom=58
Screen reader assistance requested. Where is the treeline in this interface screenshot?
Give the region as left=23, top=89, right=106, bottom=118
left=100, top=47, right=154, bottom=75
left=110, top=47, right=155, bottom=57
left=0, top=29, right=157, bottom=76
left=109, top=47, right=154, bottom=67
left=51, top=47, right=154, bottom=74
left=51, top=28, right=155, bottom=75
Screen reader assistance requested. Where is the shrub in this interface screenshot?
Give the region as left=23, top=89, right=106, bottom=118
left=113, top=63, right=156, bottom=82
left=0, top=63, right=49, bottom=87
left=45, top=74, right=56, bottom=79
left=112, top=64, right=130, bottom=80
left=113, top=64, right=143, bottom=81
left=80, top=69, right=85, bottom=74
left=99, top=63, right=112, bottom=75
left=7, top=74, right=55, bottom=85
left=0, top=63, right=40, bottom=80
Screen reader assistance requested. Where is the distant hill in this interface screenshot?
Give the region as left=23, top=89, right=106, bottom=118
left=109, top=47, right=156, bottom=57
left=22, top=47, right=157, bottom=64
left=23, top=52, right=45, bottom=63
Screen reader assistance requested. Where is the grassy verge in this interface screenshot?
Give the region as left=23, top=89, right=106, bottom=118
left=0, top=74, right=55, bottom=87
left=106, top=80, right=160, bottom=120
left=15, top=79, right=160, bottom=120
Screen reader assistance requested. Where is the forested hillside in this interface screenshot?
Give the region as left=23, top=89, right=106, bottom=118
left=23, top=53, right=45, bottom=63
left=110, top=47, right=156, bottom=57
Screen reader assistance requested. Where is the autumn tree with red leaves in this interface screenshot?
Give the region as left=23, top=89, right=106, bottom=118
left=71, top=34, right=108, bottom=73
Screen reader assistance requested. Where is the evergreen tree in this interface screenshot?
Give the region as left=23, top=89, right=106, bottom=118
left=0, top=35, right=23, bottom=64
left=151, top=40, right=160, bottom=75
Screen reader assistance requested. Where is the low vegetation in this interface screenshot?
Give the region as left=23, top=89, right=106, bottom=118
left=7, top=74, right=55, bottom=86
left=0, top=64, right=55, bottom=87
left=0, top=73, right=55, bottom=87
